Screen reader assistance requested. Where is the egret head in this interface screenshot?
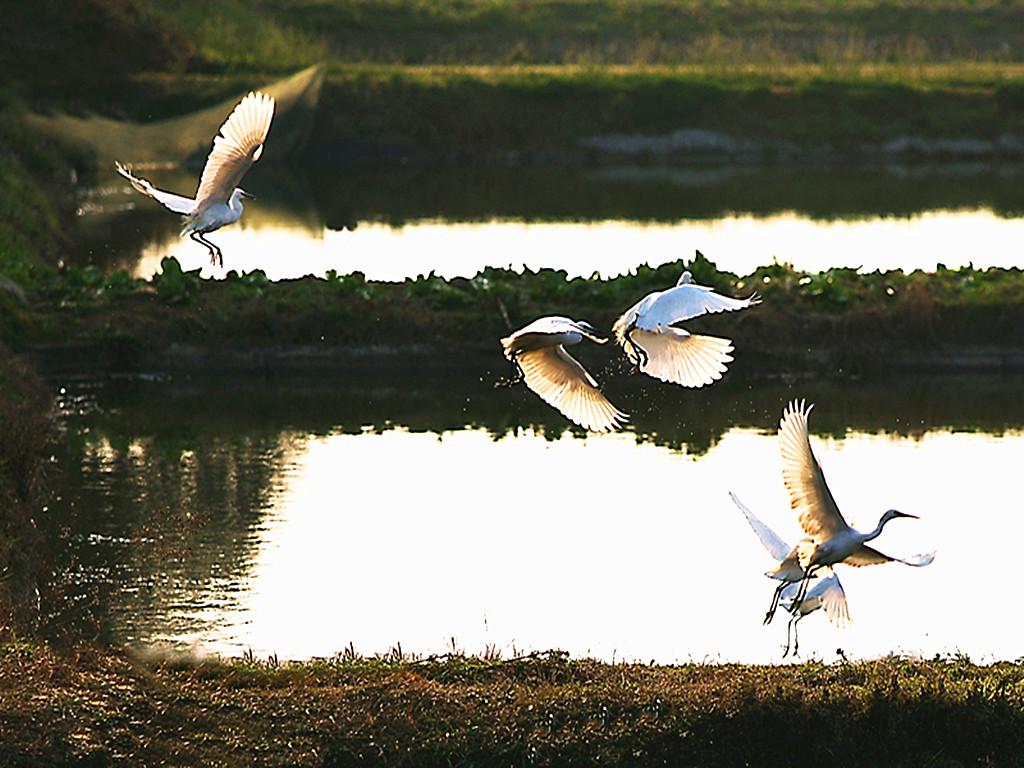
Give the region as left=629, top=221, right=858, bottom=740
left=881, top=508, right=917, bottom=524
left=677, top=270, right=693, bottom=286
left=238, top=189, right=255, bottom=200
left=575, top=320, right=610, bottom=343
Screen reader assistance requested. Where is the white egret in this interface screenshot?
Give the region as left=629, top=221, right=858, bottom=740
left=770, top=399, right=936, bottom=621
left=115, top=90, right=276, bottom=267
left=730, top=491, right=850, bottom=656
left=612, top=270, right=759, bottom=387
left=501, top=317, right=628, bottom=433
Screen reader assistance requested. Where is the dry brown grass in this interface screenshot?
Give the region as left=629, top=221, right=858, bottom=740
left=0, top=644, right=1022, bottom=767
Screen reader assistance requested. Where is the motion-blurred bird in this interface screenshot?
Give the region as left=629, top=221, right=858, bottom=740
left=730, top=491, right=850, bottom=656
left=612, top=269, right=759, bottom=387
left=115, top=90, right=275, bottom=267
left=501, top=316, right=628, bottom=433
left=768, top=399, right=935, bottom=621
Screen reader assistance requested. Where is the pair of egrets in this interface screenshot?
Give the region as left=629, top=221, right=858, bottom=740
left=501, top=272, right=760, bottom=432
left=732, top=400, right=935, bottom=656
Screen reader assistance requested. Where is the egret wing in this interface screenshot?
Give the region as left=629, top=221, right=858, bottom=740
left=633, top=283, right=760, bottom=328
left=846, top=545, right=936, bottom=567
left=626, top=328, right=733, bottom=387
left=516, top=347, right=627, bottom=433
left=115, top=162, right=195, bottom=214
left=770, top=544, right=811, bottom=585
left=194, top=91, right=275, bottom=207
left=729, top=492, right=792, bottom=562
left=817, top=571, right=851, bottom=627
left=779, top=400, right=849, bottom=543
left=893, top=550, right=937, bottom=567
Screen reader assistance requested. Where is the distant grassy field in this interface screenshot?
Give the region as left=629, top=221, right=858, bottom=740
left=131, top=0, right=1024, bottom=71
left=77, top=0, right=1023, bottom=160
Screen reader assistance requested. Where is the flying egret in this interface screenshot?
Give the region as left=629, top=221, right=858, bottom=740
left=115, top=90, right=276, bottom=267
left=612, top=270, right=759, bottom=387
left=730, top=491, right=850, bottom=656
left=501, top=317, right=628, bottom=433
left=768, top=399, right=936, bottom=622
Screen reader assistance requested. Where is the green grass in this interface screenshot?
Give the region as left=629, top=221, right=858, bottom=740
left=15, top=1, right=1024, bottom=155
left=10, top=253, right=1023, bottom=381
left=128, top=0, right=1024, bottom=71
left=308, top=62, right=1024, bottom=158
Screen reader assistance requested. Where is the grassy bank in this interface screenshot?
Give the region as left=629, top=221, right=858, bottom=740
left=12, top=253, right=1024, bottom=378
left=1, top=644, right=1022, bottom=767
left=306, top=63, right=1024, bottom=163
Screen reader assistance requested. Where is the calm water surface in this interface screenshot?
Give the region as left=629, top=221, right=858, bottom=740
left=73, top=161, right=1024, bottom=280
left=52, top=372, right=1024, bottom=665
left=59, top=160, right=1024, bottom=663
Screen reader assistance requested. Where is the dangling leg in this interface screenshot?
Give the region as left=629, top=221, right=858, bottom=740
left=624, top=327, right=649, bottom=373
left=764, top=580, right=788, bottom=625
left=190, top=231, right=223, bottom=267
left=783, top=613, right=801, bottom=657
left=790, top=566, right=818, bottom=611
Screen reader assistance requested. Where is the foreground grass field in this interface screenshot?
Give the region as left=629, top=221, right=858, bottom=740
left=1, top=643, right=1022, bottom=767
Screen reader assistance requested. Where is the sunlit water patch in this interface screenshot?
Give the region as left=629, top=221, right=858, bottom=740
left=61, top=415, right=1024, bottom=665
left=121, top=210, right=1024, bottom=282
left=74, top=162, right=1024, bottom=282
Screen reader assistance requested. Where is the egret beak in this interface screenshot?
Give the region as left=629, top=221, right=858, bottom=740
left=891, top=510, right=918, bottom=519
left=239, top=189, right=256, bottom=200
left=576, top=321, right=610, bottom=343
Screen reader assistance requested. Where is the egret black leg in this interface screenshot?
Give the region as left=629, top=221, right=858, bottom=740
left=624, top=330, right=649, bottom=372
left=790, top=566, right=818, bottom=610
left=783, top=614, right=800, bottom=657
left=191, top=231, right=223, bottom=266
left=764, top=580, right=787, bottom=625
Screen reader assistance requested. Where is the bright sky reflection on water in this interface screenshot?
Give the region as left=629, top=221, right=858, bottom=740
left=163, top=424, right=1020, bottom=666
left=130, top=209, right=1024, bottom=283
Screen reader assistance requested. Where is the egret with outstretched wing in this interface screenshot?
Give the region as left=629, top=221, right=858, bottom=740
left=502, top=317, right=627, bottom=433
left=613, top=269, right=759, bottom=387
left=773, top=399, right=935, bottom=619
left=116, top=90, right=275, bottom=267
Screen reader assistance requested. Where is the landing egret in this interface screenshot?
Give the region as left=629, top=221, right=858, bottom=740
left=115, top=90, right=276, bottom=267
left=769, top=399, right=936, bottom=621
left=612, top=270, right=759, bottom=387
left=501, top=317, right=628, bottom=433
left=730, top=491, right=849, bottom=656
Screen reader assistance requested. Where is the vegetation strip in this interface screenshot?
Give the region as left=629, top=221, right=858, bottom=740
left=1, top=644, right=1023, bottom=767
left=8, top=254, right=1024, bottom=377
